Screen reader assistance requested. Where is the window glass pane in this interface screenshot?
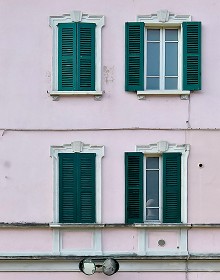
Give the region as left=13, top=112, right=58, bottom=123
left=146, top=157, right=159, bottom=169
left=147, top=29, right=160, bottom=41
left=146, top=208, right=159, bottom=221
left=146, top=157, right=159, bottom=222
left=165, top=77, right=178, bottom=89
left=165, top=29, right=178, bottom=41
left=147, top=42, right=160, bottom=76
left=146, top=78, right=159, bottom=90
left=146, top=170, right=159, bottom=204
left=165, top=42, right=178, bottom=76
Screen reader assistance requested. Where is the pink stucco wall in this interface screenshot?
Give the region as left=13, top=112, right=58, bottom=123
left=1, top=130, right=220, bottom=223
left=1, top=0, right=220, bottom=277
left=0, top=0, right=218, bottom=130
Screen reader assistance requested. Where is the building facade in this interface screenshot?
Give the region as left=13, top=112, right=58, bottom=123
left=0, top=0, right=219, bottom=279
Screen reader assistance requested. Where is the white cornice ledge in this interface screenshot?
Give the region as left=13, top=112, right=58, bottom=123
left=49, top=12, right=105, bottom=27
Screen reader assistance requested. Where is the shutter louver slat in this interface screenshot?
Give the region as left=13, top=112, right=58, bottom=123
left=125, top=22, right=144, bottom=91
left=163, top=153, right=181, bottom=223
left=183, top=22, right=201, bottom=91
left=78, top=23, right=95, bottom=91
left=125, top=152, right=143, bottom=224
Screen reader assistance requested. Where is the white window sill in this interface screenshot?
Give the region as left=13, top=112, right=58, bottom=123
left=49, top=91, right=103, bottom=101
left=49, top=223, right=190, bottom=229
left=137, top=90, right=190, bottom=96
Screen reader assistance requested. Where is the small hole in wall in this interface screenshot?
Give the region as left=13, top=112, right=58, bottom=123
left=158, top=239, right=166, bottom=247
left=198, top=163, right=204, bottom=168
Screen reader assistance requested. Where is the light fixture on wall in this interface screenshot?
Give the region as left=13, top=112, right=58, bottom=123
left=79, top=258, right=119, bottom=276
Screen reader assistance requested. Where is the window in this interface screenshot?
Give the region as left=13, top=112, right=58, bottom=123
left=125, top=10, right=201, bottom=95
left=146, top=28, right=179, bottom=90
left=51, top=141, right=104, bottom=223
left=49, top=11, right=105, bottom=97
left=125, top=141, right=189, bottom=224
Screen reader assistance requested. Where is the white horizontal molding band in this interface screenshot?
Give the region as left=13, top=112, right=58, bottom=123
left=1, top=259, right=220, bottom=272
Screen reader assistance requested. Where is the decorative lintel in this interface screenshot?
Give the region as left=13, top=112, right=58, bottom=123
left=157, top=10, right=169, bottom=22
left=70, top=10, right=82, bottom=22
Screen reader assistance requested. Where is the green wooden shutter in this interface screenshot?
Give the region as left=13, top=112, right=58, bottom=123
left=125, top=22, right=144, bottom=91
left=163, top=153, right=181, bottom=223
left=59, top=153, right=96, bottom=223
left=183, top=22, right=201, bottom=91
left=77, top=23, right=96, bottom=91
left=58, top=23, right=77, bottom=91
left=78, top=153, right=96, bottom=223
left=125, top=152, right=143, bottom=224
left=59, top=153, right=77, bottom=223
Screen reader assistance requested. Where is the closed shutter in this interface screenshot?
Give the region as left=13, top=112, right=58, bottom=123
left=125, top=152, right=143, bottom=224
left=163, top=153, right=181, bottom=223
left=125, top=22, right=144, bottom=91
left=59, top=153, right=96, bottom=223
left=58, top=22, right=95, bottom=91
left=58, top=23, right=77, bottom=91
left=78, top=153, right=96, bottom=223
left=183, top=22, right=201, bottom=91
left=77, top=23, right=96, bottom=91
left=59, top=153, right=78, bottom=222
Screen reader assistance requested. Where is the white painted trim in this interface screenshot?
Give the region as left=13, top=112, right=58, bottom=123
left=50, top=91, right=103, bottom=96
left=49, top=12, right=105, bottom=92
left=138, top=229, right=146, bottom=255
left=50, top=142, right=104, bottom=224
left=180, top=229, right=188, bottom=253
left=2, top=258, right=220, bottom=272
left=137, top=90, right=190, bottom=95
left=53, top=229, right=61, bottom=255
left=137, top=11, right=191, bottom=24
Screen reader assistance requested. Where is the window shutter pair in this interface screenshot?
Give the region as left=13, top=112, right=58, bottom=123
left=58, top=22, right=95, bottom=91
left=125, top=22, right=201, bottom=91
left=125, top=152, right=181, bottom=224
left=59, top=153, right=96, bottom=223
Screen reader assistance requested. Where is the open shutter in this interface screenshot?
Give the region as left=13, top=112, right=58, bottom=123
left=163, top=153, right=181, bottom=223
left=59, top=153, right=78, bottom=223
left=125, top=22, right=144, bottom=91
left=58, top=23, right=77, bottom=91
left=77, top=23, right=96, bottom=91
left=125, top=152, right=143, bottom=224
left=183, top=22, right=201, bottom=91
left=78, top=153, right=96, bottom=223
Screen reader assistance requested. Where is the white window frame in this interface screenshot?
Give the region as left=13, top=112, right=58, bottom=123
left=50, top=141, right=104, bottom=224
left=145, top=27, right=180, bottom=91
left=136, top=141, right=190, bottom=223
left=143, top=154, right=162, bottom=222
left=137, top=10, right=191, bottom=97
left=49, top=11, right=105, bottom=98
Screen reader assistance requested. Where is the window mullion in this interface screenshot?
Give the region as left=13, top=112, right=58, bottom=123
left=178, top=28, right=181, bottom=90
left=161, top=28, right=165, bottom=90
left=144, top=28, right=147, bottom=90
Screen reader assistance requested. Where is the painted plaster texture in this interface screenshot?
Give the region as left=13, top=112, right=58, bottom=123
left=0, top=0, right=217, bottom=129
left=0, top=129, right=219, bottom=223
left=0, top=229, right=52, bottom=252
left=0, top=0, right=220, bottom=277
